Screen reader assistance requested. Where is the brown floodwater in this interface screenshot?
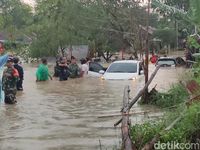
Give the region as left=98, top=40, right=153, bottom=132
left=0, top=64, right=184, bottom=150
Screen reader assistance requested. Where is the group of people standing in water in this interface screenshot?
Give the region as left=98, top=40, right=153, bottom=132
left=2, top=55, right=89, bottom=105
left=36, top=56, right=89, bottom=82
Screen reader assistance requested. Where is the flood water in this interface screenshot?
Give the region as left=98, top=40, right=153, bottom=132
left=0, top=64, right=184, bottom=150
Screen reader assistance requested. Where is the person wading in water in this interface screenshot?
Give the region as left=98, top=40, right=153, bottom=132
left=3, top=57, right=19, bottom=104
left=13, top=57, right=24, bottom=91
left=69, top=56, right=80, bottom=78
left=36, top=58, right=52, bottom=82
left=58, top=57, right=70, bottom=81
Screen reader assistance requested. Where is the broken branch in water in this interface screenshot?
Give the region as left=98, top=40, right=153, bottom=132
left=98, top=111, right=150, bottom=118
left=114, top=66, right=161, bottom=127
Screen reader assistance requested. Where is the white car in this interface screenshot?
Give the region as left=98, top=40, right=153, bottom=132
left=155, top=57, right=177, bottom=67
left=100, top=60, right=143, bottom=80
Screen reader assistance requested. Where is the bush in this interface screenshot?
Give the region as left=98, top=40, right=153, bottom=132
left=133, top=68, right=200, bottom=149
left=130, top=104, right=200, bottom=149
left=130, top=122, right=164, bottom=150
left=15, top=46, right=31, bottom=62
left=149, top=84, right=188, bottom=108
left=193, top=59, right=200, bottom=79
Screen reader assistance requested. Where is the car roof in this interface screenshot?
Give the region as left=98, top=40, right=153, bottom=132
left=112, top=60, right=141, bottom=64
left=158, top=57, right=175, bottom=60
left=156, top=57, right=177, bottom=66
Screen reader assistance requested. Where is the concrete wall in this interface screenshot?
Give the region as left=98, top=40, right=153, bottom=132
left=64, top=45, right=88, bottom=60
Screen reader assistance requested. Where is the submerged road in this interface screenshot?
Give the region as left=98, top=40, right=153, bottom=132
left=0, top=65, right=184, bottom=150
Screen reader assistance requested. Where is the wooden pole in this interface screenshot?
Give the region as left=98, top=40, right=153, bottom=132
left=114, top=65, right=160, bottom=127
left=144, top=0, right=151, bottom=101
left=121, top=86, right=136, bottom=150
left=70, top=45, right=73, bottom=60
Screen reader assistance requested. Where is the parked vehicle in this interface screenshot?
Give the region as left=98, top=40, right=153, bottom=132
left=155, top=57, right=177, bottom=67
left=88, top=62, right=107, bottom=77
left=100, top=60, right=143, bottom=80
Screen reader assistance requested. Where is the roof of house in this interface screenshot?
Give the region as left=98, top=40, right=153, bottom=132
left=0, top=32, right=32, bottom=44
left=0, top=32, right=8, bottom=41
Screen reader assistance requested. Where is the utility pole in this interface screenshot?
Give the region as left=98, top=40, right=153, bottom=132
left=176, top=20, right=179, bottom=49
left=144, top=0, right=151, bottom=102
left=175, top=19, right=179, bottom=56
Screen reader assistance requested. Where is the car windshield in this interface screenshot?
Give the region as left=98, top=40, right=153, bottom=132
left=107, top=63, right=137, bottom=73
left=157, top=59, right=175, bottom=66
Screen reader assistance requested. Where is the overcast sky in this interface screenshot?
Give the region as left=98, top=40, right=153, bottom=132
left=21, top=0, right=148, bottom=8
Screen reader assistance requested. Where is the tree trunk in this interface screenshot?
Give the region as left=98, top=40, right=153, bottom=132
left=143, top=0, right=151, bottom=103
left=60, top=47, right=65, bottom=57
left=133, top=51, right=138, bottom=59
left=70, top=45, right=73, bottom=60
left=101, top=51, right=113, bottom=62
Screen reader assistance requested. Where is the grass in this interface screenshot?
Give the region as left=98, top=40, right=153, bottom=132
left=130, top=60, right=200, bottom=149
left=193, top=58, right=200, bottom=83
left=130, top=104, right=200, bottom=149
left=130, top=122, right=164, bottom=150
left=148, top=84, right=189, bottom=108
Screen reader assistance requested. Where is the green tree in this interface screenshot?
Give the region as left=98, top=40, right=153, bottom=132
left=88, top=0, right=148, bottom=60
left=0, top=0, right=33, bottom=36
left=30, top=0, right=149, bottom=60
left=152, top=0, right=200, bottom=27
left=31, top=0, right=90, bottom=57
left=153, top=28, right=176, bottom=48
left=152, top=0, right=195, bottom=48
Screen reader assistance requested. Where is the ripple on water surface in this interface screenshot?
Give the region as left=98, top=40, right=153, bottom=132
left=0, top=65, right=183, bottom=150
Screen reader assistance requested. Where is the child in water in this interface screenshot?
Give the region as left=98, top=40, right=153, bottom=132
left=3, top=57, right=19, bottom=104
left=36, top=58, right=52, bottom=81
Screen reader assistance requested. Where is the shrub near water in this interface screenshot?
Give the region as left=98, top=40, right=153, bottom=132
left=160, top=104, right=200, bottom=144
left=131, top=68, right=200, bottom=149
left=130, top=104, right=200, bottom=149
left=149, top=84, right=188, bottom=108
left=130, top=122, right=164, bottom=150
left=193, top=59, right=200, bottom=84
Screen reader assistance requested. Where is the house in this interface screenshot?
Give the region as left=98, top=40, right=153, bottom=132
left=0, top=32, right=32, bottom=44
left=0, top=32, right=8, bottom=43
left=61, top=45, right=89, bottom=60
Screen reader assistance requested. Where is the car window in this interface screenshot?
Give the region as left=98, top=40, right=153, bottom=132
left=107, top=63, right=137, bottom=73
left=157, top=59, right=176, bottom=66
left=89, top=62, right=104, bottom=73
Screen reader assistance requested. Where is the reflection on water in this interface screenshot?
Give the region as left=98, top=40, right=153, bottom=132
left=0, top=65, right=184, bottom=150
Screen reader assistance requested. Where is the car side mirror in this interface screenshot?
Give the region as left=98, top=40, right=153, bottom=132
left=99, top=70, right=105, bottom=74
left=140, top=70, right=144, bottom=75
